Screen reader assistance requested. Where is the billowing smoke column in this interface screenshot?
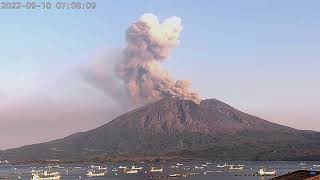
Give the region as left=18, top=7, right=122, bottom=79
left=82, top=14, right=200, bottom=111
left=117, top=13, right=200, bottom=104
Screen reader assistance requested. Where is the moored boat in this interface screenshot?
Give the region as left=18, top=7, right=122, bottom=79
left=150, top=167, right=163, bottom=172
left=229, top=166, right=244, bottom=170
left=257, top=169, right=276, bottom=176
left=130, top=165, right=143, bottom=170
left=125, top=169, right=138, bottom=174
left=86, top=170, right=106, bottom=177
left=31, top=171, right=61, bottom=180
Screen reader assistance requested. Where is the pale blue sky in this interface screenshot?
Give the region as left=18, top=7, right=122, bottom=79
left=0, top=0, right=319, bottom=149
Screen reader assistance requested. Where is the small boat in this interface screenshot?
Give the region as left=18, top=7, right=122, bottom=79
left=313, top=164, right=320, bottom=167
left=170, top=165, right=179, bottom=169
left=150, top=167, right=163, bottom=172
left=176, top=163, right=183, bottom=166
left=125, top=169, right=138, bottom=174
left=86, top=170, right=106, bottom=177
left=90, top=165, right=101, bottom=169
left=257, top=169, right=276, bottom=176
left=229, top=166, right=244, bottom=170
left=204, top=170, right=214, bottom=175
left=52, top=165, right=64, bottom=169
left=31, top=171, right=61, bottom=180
left=194, top=166, right=204, bottom=169
left=98, top=166, right=107, bottom=170
left=216, top=164, right=225, bottom=168
left=300, top=162, right=307, bottom=166
left=224, top=163, right=234, bottom=167
left=183, top=166, right=191, bottom=170
left=112, top=168, right=118, bottom=172
left=118, top=166, right=128, bottom=169
left=201, top=164, right=208, bottom=167
left=169, top=173, right=182, bottom=177
left=130, top=165, right=143, bottom=170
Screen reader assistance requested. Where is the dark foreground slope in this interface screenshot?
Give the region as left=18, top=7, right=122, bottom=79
left=2, top=98, right=320, bottom=161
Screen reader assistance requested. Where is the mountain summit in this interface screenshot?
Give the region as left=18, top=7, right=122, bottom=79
left=2, top=98, right=320, bottom=161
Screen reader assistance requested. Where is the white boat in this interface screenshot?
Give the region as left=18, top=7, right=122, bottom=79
left=150, top=167, right=163, bottom=172
left=313, top=164, right=320, bottom=167
left=31, top=171, right=61, bottom=180
left=257, top=169, right=276, bottom=176
left=224, top=163, right=234, bottom=167
left=216, top=164, right=225, bottom=168
left=169, top=173, right=182, bottom=177
left=118, top=166, right=128, bottom=169
left=112, top=168, right=118, bottom=172
left=170, top=165, right=179, bottom=169
left=90, top=165, right=101, bottom=169
left=125, top=169, right=138, bottom=174
left=194, top=166, right=204, bottom=169
left=86, top=170, right=106, bottom=177
left=52, top=165, right=64, bottom=169
left=229, top=166, right=244, bottom=170
left=204, top=170, right=214, bottom=175
left=43, top=171, right=60, bottom=176
left=130, top=165, right=143, bottom=170
left=201, top=164, right=208, bottom=167
left=183, top=166, right=191, bottom=170
left=300, top=162, right=307, bottom=166
left=176, top=163, right=183, bottom=166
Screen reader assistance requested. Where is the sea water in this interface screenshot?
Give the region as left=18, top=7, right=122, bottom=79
left=1, top=161, right=319, bottom=180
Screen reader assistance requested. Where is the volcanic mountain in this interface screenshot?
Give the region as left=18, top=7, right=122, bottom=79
left=2, top=98, right=320, bottom=161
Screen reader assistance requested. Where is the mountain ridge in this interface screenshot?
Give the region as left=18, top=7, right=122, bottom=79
left=2, top=97, right=320, bottom=161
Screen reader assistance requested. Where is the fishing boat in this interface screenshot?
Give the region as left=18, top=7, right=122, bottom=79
left=98, top=166, right=107, bottom=170
left=52, top=165, right=64, bottom=169
left=204, top=170, right=214, bottom=175
left=229, top=166, right=244, bottom=170
left=169, top=173, right=182, bottom=177
left=299, top=162, right=307, bottom=166
left=86, top=170, right=106, bottom=177
left=194, top=166, right=204, bottom=169
left=150, top=167, right=163, bottom=172
left=183, top=166, right=191, bottom=170
left=31, top=171, right=61, bottom=180
left=125, top=169, right=138, bottom=174
left=90, top=165, right=100, bottom=169
left=216, top=164, right=225, bottom=168
left=130, top=165, right=143, bottom=170
left=257, top=169, right=276, bottom=176
left=112, top=168, right=118, bottom=172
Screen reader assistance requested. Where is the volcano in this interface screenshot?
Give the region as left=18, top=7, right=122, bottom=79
left=2, top=98, right=320, bottom=161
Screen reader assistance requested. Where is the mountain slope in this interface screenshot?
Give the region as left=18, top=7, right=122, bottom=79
left=2, top=98, right=320, bottom=161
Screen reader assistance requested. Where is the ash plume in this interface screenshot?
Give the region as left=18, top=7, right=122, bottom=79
left=82, top=13, right=200, bottom=110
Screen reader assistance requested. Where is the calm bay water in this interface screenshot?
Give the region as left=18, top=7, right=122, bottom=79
left=1, top=161, right=319, bottom=180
